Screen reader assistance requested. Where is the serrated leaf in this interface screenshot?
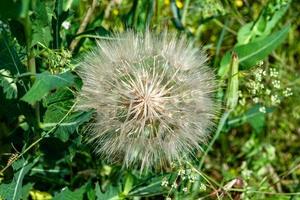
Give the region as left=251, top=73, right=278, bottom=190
left=52, top=184, right=87, bottom=200
left=21, top=71, right=75, bottom=104
left=0, top=69, right=17, bottom=99
left=49, top=111, right=92, bottom=142
left=0, top=30, right=25, bottom=75
left=0, top=158, right=36, bottom=200
left=42, top=88, right=93, bottom=141
left=21, top=183, right=34, bottom=200
left=95, top=183, right=119, bottom=200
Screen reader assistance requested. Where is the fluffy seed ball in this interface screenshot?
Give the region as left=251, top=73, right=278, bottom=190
left=77, top=31, right=216, bottom=170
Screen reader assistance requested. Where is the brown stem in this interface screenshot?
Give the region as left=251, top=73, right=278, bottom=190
left=69, top=0, right=98, bottom=52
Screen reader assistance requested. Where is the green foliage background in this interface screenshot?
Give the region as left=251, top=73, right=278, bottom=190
left=0, top=0, right=299, bottom=199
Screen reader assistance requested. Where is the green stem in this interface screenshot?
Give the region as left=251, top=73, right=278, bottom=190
left=22, top=0, right=40, bottom=126
left=199, top=110, right=231, bottom=170
left=181, top=0, right=190, bottom=26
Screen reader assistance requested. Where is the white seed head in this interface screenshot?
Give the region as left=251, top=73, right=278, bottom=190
left=76, top=31, right=216, bottom=170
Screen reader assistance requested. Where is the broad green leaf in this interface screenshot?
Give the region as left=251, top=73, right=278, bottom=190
left=52, top=184, right=87, bottom=200
left=0, top=69, right=17, bottom=99
left=236, top=25, right=289, bottom=68
left=0, top=158, right=36, bottom=200
left=21, top=71, right=75, bottom=104
left=41, top=88, right=93, bottom=141
left=44, top=111, right=93, bottom=142
left=218, top=25, right=289, bottom=77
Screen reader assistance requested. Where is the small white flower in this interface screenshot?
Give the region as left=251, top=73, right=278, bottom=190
left=255, top=73, right=262, bottom=82
left=171, top=182, right=178, bottom=189
left=270, top=68, right=279, bottom=77
left=272, top=80, right=281, bottom=89
left=259, top=106, right=266, bottom=113
left=62, top=21, right=71, bottom=30
left=271, top=95, right=280, bottom=105
left=161, top=178, right=169, bottom=187
left=178, top=169, right=185, bottom=176
left=239, top=98, right=246, bottom=106
left=189, top=175, right=196, bottom=183
left=257, top=60, right=264, bottom=66
left=253, top=97, right=259, bottom=103
left=259, top=83, right=264, bottom=89
left=283, top=88, right=293, bottom=97
left=199, top=183, right=207, bottom=191
left=182, top=187, right=188, bottom=192
left=265, top=89, right=271, bottom=95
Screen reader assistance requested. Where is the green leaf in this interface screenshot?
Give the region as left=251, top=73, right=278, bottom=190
left=41, top=88, right=93, bottom=142
left=0, top=30, right=25, bottom=75
left=52, top=184, right=87, bottom=200
left=31, top=0, right=52, bottom=47
left=95, top=183, right=120, bottom=200
left=245, top=105, right=266, bottom=133
left=21, top=71, right=75, bottom=104
left=236, top=25, right=289, bottom=68
left=218, top=25, right=289, bottom=76
left=45, top=111, right=92, bottom=142
left=0, top=69, right=17, bottom=99
left=237, top=0, right=291, bottom=44
left=21, top=183, right=34, bottom=200
left=0, top=158, right=36, bottom=200
left=128, top=175, right=170, bottom=197
left=227, top=105, right=273, bottom=132
left=217, top=51, right=230, bottom=78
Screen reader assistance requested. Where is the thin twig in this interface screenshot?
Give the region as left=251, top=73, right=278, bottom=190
left=69, top=0, right=98, bottom=52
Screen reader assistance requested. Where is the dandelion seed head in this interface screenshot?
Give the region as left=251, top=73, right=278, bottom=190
left=77, top=31, right=216, bottom=170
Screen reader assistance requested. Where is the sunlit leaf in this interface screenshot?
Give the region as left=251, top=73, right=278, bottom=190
left=21, top=71, right=75, bottom=104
